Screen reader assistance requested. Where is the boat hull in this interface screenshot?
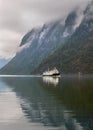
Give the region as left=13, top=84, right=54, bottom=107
left=43, top=73, right=60, bottom=77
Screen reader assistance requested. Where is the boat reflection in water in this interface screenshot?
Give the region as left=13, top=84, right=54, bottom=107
left=43, top=76, right=59, bottom=86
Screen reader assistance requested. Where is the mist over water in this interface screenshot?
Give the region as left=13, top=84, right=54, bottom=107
left=0, top=75, right=93, bottom=130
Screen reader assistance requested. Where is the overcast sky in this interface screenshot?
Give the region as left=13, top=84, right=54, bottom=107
left=0, top=0, right=92, bottom=59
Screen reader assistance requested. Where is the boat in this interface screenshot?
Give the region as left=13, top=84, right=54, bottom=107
left=42, top=67, right=60, bottom=76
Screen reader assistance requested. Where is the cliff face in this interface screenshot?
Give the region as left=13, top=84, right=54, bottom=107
left=0, top=2, right=93, bottom=75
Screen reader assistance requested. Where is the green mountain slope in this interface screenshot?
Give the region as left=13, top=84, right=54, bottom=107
left=34, top=38, right=93, bottom=74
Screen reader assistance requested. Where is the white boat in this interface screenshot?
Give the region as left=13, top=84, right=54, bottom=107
left=42, top=67, right=60, bottom=76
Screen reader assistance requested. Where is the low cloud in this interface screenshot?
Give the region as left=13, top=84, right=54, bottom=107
left=0, top=30, right=21, bottom=59
left=0, top=0, right=92, bottom=59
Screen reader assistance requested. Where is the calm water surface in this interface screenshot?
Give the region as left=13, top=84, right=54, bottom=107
left=0, top=75, right=93, bottom=130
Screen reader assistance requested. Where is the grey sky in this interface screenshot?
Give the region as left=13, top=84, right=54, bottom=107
left=0, top=0, right=91, bottom=59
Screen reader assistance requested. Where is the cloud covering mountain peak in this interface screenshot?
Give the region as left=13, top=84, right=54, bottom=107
left=0, top=0, right=92, bottom=59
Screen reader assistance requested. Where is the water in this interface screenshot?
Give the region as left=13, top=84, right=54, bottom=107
left=0, top=75, right=93, bottom=130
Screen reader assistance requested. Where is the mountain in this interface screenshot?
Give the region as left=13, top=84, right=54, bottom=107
left=0, top=2, right=93, bottom=75
left=0, top=11, right=78, bottom=75
left=34, top=2, right=93, bottom=74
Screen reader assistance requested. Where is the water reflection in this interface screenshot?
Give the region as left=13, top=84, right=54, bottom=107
left=0, top=92, right=23, bottom=123
left=1, top=75, right=93, bottom=130
left=0, top=80, right=23, bottom=124
left=43, top=76, right=59, bottom=86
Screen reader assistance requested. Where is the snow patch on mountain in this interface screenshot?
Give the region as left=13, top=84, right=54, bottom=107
left=38, top=27, right=50, bottom=46
left=63, top=29, right=70, bottom=38
left=73, top=12, right=84, bottom=30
